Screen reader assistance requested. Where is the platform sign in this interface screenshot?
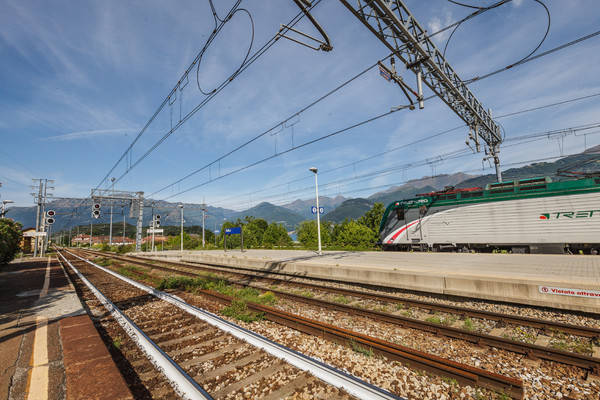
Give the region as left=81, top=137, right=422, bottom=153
left=147, top=229, right=163, bottom=234
left=224, top=227, right=243, bottom=253
left=214, top=230, right=220, bottom=234
left=311, top=206, right=324, bottom=214
left=539, top=285, right=600, bottom=299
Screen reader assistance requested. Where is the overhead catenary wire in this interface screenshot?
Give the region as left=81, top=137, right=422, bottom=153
left=78, top=2, right=600, bottom=220
left=443, top=0, right=550, bottom=73
left=96, top=1, right=322, bottom=190
left=149, top=13, right=600, bottom=203
left=158, top=84, right=600, bottom=205
left=211, top=122, right=600, bottom=210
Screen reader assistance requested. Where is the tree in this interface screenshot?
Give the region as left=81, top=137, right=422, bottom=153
left=242, top=217, right=268, bottom=249
left=336, top=220, right=376, bottom=247
left=262, top=222, right=293, bottom=247
left=358, top=202, right=385, bottom=233
left=0, top=218, right=23, bottom=266
left=297, top=220, right=331, bottom=247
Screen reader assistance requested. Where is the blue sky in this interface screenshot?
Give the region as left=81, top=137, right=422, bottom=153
left=1, top=0, right=600, bottom=213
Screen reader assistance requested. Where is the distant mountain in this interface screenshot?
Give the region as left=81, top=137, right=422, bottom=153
left=368, top=185, right=437, bottom=206
left=232, top=202, right=304, bottom=231
left=281, top=195, right=347, bottom=220
left=322, top=198, right=374, bottom=224
left=7, top=148, right=599, bottom=233
left=456, top=146, right=600, bottom=189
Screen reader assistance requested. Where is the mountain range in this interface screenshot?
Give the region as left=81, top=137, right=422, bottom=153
left=6, top=146, right=599, bottom=233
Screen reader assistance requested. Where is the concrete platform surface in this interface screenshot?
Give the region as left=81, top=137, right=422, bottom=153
left=141, top=249, right=600, bottom=314
left=0, top=257, right=132, bottom=400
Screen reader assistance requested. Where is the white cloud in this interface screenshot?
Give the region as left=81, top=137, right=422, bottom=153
left=44, top=128, right=137, bottom=142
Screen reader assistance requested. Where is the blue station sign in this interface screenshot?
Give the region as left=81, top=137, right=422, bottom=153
left=225, top=227, right=241, bottom=235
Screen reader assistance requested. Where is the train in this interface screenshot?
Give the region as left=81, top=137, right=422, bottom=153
left=379, top=176, right=600, bottom=254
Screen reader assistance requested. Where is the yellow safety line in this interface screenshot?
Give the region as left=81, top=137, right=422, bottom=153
left=26, top=257, right=52, bottom=400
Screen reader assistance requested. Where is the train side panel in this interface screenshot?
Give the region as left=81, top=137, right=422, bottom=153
left=420, top=192, right=600, bottom=246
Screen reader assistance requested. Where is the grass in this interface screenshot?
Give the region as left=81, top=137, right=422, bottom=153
left=425, top=314, right=457, bottom=326
left=332, top=295, right=351, bottom=304
left=348, top=338, right=373, bottom=357
left=293, top=289, right=315, bottom=298
left=97, top=258, right=114, bottom=267
left=550, top=330, right=593, bottom=354
left=502, top=326, right=537, bottom=344
left=156, top=274, right=278, bottom=322
left=112, top=337, right=123, bottom=350
left=221, top=300, right=265, bottom=323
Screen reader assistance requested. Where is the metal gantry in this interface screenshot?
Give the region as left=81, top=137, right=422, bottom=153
left=91, top=189, right=144, bottom=252
left=338, top=0, right=504, bottom=181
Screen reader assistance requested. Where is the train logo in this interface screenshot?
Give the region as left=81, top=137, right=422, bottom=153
left=541, top=286, right=549, bottom=293
left=540, top=210, right=600, bottom=220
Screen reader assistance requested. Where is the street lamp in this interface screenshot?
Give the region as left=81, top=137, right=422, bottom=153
left=178, top=204, right=184, bottom=252
left=309, top=167, right=322, bottom=255
left=109, top=177, right=115, bottom=245
left=1, top=200, right=14, bottom=218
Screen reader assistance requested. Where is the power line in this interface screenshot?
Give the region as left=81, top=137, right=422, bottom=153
left=467, top=29, right=600, bottom=83
left=149, top=11, right=600, bottom=202
left=160, top=88, right=600, bottom=206
left=210, top=123, right=600, bottom=210
left=96, top=1, right=321, bottom=190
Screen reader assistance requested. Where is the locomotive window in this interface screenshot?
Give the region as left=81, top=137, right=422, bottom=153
left=470, top=191, right=483, bottom=197
left=396, top=209, right=405, bottom=220
left=490, top=188, right=514, bottom=194
left=436, top=195, right=446, bottom=200
left=445, top=194, right=457, bottom=200
left=519, top=184, right=547, bottom=191
left=595, top=178, right=600, bottom=185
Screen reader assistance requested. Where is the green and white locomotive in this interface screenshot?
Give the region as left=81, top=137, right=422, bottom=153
left=379, top=176, right=600, bottom=254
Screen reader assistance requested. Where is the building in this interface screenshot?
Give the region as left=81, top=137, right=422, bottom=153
left=21, top=227, right=36, bottom=253
left=70, top=234, right=135, bottom=246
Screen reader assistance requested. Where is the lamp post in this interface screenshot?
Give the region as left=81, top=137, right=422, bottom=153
left=178, top=204, right=184, bottom=252
left=1, top=200, right=14, bottom=218
left=201, top=205, right=207, bottom=249
left=309, top=167, right=322, bottom=255
left=109, top=177, right=115, bottom=245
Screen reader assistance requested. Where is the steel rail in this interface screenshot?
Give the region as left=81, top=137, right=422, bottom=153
left=72, top=248, right=600, bottom=375
left=198, top=289, right=524, bottom=398
left=56, top=251, right=213, bottom=400
left=60, top=249, right=402, bottom=400
left=87, top=249, right=600, bottom=340
left=265, top=286, right=600, bottom=375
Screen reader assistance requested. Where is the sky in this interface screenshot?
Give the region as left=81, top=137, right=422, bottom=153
left=1, top=0, right=600, bottom=218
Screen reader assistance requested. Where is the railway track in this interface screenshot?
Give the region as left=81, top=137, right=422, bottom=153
left=57, top=248, right=399, bottom=400
left=70, top=248, right=600, bottom=398
left=76, top=249, right=600, bottom=361
left=67, top=248, right=527, bottom=398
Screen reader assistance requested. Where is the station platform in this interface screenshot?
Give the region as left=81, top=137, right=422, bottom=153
left=140, top=249, right=600, bottom=314
left=0, top=257, right=132, bottom=400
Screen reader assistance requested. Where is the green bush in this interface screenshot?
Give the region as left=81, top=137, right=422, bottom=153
left=0, top=219, right=23, bottom=266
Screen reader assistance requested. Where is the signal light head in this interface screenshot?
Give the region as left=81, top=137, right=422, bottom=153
left=47, top=210, right=55, bottom=217
left=93, top=203, right=101, bottom=209
left=46, top=217, right=55, bottom=225
left=155, top=214, right=161, bottom=220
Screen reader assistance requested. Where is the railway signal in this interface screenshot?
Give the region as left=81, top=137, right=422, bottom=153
left=92, top=203, right=101, bottom=218
left=154, top=214, right=161, bottom=227
left=46, top=210, right=55, bottom=225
